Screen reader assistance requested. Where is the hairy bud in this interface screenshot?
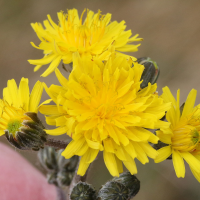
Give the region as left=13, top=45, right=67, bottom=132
left=5, top=112, right=47, bottom=151
left=70, top=182, right=96, bottom=200
left=137, top=57, right=160, bottom=89
left=38, top=146, right=58, bottom=171
left=97, top=181, right=129, bottom=200
left=38, top=147, right=79, bottom=186
left=113, top=172, right=140, bottom=198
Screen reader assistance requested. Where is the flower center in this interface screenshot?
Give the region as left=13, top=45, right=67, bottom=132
left=7, top=119, right=22, bottom=137
left=172, top=125, right=200, bottom=152
left=0, top=101, right=31, bottom=138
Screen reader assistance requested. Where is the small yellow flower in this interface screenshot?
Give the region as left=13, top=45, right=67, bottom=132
left=40, top=53, right=170, bottom=176
left=0, top=78, right=46, bottom=150
left=28, top=9, right=142, bottom=77
left=155, top=87, right=200, bottom=182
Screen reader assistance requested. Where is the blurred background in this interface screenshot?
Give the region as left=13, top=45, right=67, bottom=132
left=0, top=0, right=200, bottom=199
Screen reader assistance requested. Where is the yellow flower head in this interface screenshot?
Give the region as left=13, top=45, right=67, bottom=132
left=40, top=53, right=170, bottom=176
left=28, top=8, right=143, bottom=77
left=155, top=87, right=200, bottom=182
left=0, top=78, right=46, bottom=150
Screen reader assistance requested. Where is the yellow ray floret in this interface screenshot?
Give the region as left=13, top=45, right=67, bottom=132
left=28, top=8, right=143, bottom=77
left=40, top=53, right=170, bottom=176
left=155, top=87, right=200, bottom=182
left=0, top=78, right=44, bottom=137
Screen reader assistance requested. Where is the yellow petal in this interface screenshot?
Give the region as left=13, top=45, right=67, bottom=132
left=154, top=146, right=172, bottom=163
left=0, top=130, right=5, bottom=136
left=172, top=149, right=185, bottom=178
left=132, top=142, right=149, bottom=164
left=55, top=68, right=68, bottom=88
left=103, top=151, right=119, bottom=177
left=124, top=141, right=137, bottom=159
left=7, top=79, right=18, bottom=107
left=85, top=137, right=103, bottom=150
left=29, top=81, right=43, bottom=112
left=113, top=142, right=127, bottom=161
left=85, top=148, right=99, bottom=163
left=104, top=138, right=115, bottom=153
left=34, top=65, right=43, bottom=72
left=19, top=78, right=29, bottom=111
left=105, top=124, right=120, bottom=145
left=190, top=167, right=200, bottom=182
left=139, top=142, right=158, bottom=159
left=28, top=54, right=57, bottom=65
left=39, top=105, right=60, bottom=115
left=181, top=89, right=197, bottom=119
left=123, top=154, right=137, bottom=174
left=115, top=156, right=123, bottom=173
left=45, top=116, right=56, bottom=126
left=41, top=56, right=62, bottom=77
left=62, top=137, right=85, bottom=159
left=181, top=151, right=200, bottom=173
left=77, top=155, right=90, bottom=176
left=76, top=142, right=89, bottom=156
left=156, top=130, right=172, bottom=144
left=3, top=88, right=12, bottom=105
left=45, top=126, right=68, bottom=135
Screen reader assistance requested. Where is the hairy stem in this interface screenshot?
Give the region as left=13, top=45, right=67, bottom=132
left=67, top=157, right=90, bottom=199
left=68, top=157, right=81, bottom=195
left=45, top=138, right=68, bottom=149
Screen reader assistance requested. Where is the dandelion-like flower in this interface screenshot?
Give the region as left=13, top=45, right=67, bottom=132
left=0, top=78, right=46, bottom=150
left=155, top=87, right=200, bottom=182
left=40, top=53, right=170, bottom=176
left=28, top=8, right=142, bottom=77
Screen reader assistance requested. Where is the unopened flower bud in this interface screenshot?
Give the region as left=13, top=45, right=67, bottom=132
left=57, top=151, right=79, bottom=172
left=38, top=146, right=58, bottom=171
left=113, top=172, right=140, bottom=198
left=57, top=170, right=74, bottom=187
left=137, top=57, right=160, bottom=89
left=38, top=147, right=79, bottom=187
left=70, top=182, right=96, bottom=200
left=5, top=112, right=47, bottom=151
left=47, top=172, right=58, bottom=185
left=97, top=181, right=129, bottom=200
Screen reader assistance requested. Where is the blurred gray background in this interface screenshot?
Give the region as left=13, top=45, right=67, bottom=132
left=0, top=0, right=200, bottom=199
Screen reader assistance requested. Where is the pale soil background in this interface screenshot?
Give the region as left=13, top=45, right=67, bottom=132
left=0, top=0, right=200, bottom=199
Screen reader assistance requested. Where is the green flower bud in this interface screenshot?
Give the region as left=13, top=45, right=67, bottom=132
left=137, top=57, right=160, bottom=89
left=38, top=147, right=79, bottom=187
left=97, top=181, right=129, bottom=200
left=113, top=172, right=140, bottom=198
left=70, top=182, right=96, bottom=200
left=38, top=146, right=58, bottom=171
left=57, top=150, right=79, bottom=172
left=47, top=171, right=58, bottom=186
left=57, top=170, right=74, bottom=187
left=5, top=112, right=47, bottom=151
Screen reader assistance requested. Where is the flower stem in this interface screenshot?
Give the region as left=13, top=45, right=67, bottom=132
left=45, top=138, right=68, bottom=149
left=67, top=157, right=90, bottom=199
left=68, top=157, right=82, bottom=194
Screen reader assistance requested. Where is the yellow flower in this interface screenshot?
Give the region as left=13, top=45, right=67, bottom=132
left=40, top=53, right=170, bottom=176
left=155, top=87, right=200, bottom=182
left=28, top=8, right=143, bottom=77
left=0, top=78, right=47, bottom=150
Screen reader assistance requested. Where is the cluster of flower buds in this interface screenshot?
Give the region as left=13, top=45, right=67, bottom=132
left=38, top=146, right=79, bottom=187
left=137, top=57, right=160, bottom=89
left=5, top=112, right=47, bottom=151
left=70, top=172, right=140, bottom=200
